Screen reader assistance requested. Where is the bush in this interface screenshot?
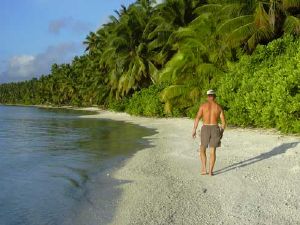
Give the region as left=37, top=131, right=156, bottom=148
left=125, top=84, right=165, bottom=117
left=107, top=97, right=129, bottom=112
left=217, top=35, right=300, bottom=133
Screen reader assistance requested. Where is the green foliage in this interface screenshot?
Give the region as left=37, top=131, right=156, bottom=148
left=157, top=9, right=226, bottom=116
left=125, top=84, right=165, bottom=117
left=217, top=35, right=300, bottom=133
left=107, top=97, right=129, bottom=112
left=215, top=0, right=300, bottom=52
left=0, top=0, right=300, bottom=133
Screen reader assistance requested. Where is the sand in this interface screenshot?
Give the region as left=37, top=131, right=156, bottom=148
left=79, top=109, right=300, bottom=225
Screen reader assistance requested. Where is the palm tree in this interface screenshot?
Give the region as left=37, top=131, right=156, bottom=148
left=217, top=0, right=300, bottom=52
left=2, top=0, right=300, bottom=113
left=101, top=2, right=159, bottom=98
left=158, top=9, right=225, bottom=115
left=83, top=32, right=100, bottom=53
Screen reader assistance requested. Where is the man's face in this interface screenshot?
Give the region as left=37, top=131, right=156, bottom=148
left=207, top=94, right=215, bottom=101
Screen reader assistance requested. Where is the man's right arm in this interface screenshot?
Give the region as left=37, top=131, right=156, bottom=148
left=192, top=105, right=203, bottom=138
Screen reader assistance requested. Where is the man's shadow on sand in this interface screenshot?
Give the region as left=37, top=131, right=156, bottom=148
left=214, top=142, right=299, bottom=175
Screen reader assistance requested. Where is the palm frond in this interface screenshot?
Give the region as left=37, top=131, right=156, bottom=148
left=284, top=15, right=300, bottom=34
left=282, top=0, right=300, bottom=10
left=148, top=39, right=165, bottom=50
left=247, top=27, right=274, bottom=50
left=219, top=3, right=246, bottom=18
left=128, top=6, right=147, bottom=28
left=217, top=15, right=254, bottom=34
left=254, top=2, right=270, bottom=28
left=195, top=63, right=222, bottom=77
left=189, top=13, right=210, bottom=27
left=179, top=38, right=206, bottom=52
left=168, top=27, right=197, bottom=43
left=193, top=4, right=222, bottom=15
left=188, top=87, right=201, bottom=102
left=100, top=47, right=115, bottom=65
left=160, top=85, right=188, bottom=101
left=147, top=24, right=173, bottom=40
left=109, top=15, right=119, bottom=23
left=226, top=22, right=256, bottom=48
left=148, top=61, right=159, bottom=83
left=110, top=36, right=128, bottom=48
left=158, top=51, right=188, bottom=82
left=143, top=16, right=166, bottom=38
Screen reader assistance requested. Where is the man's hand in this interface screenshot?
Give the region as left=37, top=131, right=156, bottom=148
left=192, top=129, right=197, bottom=139
left=220, top=127, right=224, bottom=139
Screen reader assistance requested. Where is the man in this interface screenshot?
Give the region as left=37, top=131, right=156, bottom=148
left=192, top=89, right=226, bottom=176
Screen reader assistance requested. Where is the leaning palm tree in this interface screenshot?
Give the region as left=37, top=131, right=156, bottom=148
left=158, top=12, right=224, bottom=115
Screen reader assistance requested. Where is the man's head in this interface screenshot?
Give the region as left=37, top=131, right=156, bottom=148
left=206, top=89, right=216, bottom=102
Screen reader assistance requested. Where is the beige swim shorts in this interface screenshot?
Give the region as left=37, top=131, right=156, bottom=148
left=200, top=125, right=222, bottom=148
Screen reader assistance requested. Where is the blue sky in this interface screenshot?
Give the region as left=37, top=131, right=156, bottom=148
left=0, top=0, right=135, bottom=83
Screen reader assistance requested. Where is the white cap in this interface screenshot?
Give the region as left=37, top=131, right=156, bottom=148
left=207, top=89, right=216, bottom=95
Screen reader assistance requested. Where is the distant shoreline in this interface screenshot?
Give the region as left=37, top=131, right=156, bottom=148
left=1, top=103, right=298, bottom=137
left=0, top=103, right=100, bottom=109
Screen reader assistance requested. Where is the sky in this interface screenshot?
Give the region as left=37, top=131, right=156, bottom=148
left=0, top=0, right=136, bottom=83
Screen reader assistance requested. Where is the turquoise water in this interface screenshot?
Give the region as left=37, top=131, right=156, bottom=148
left=0, top=106, right=156, bottom=225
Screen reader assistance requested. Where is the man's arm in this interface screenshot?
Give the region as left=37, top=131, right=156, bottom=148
left=220, top=108, right=226, bottom=130
left=192, top=105, right=203, bottom=138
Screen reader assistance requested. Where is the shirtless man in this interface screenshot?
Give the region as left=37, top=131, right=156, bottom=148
left=192, top=89, right=226, bottom=176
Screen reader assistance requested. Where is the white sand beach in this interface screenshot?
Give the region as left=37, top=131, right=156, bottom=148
left=80, top=109, right=300, bottom=225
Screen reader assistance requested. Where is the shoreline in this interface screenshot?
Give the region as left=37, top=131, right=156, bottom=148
left=0, top=105, right=158, bottom=225
left=1, top=105, right=300, bottom=224
left=78, top=109, right=299, bottom=225
left=1, top=103, right=299, bottom=137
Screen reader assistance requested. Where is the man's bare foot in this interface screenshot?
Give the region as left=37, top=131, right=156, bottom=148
left=201, top=170, right=207, bottom=175
left=209, top=172, right=214, bottom=176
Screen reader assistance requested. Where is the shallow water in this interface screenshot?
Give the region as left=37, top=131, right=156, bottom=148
left=0, top=106, right=156, bottom=225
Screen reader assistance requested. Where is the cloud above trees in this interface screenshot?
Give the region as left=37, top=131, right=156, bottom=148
left=0, top=43, right=81, bottom=83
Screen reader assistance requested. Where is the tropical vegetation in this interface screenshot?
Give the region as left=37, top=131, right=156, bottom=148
left=0, top=0, right=299, bottom=133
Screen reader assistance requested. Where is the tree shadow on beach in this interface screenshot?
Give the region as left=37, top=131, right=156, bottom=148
left=214, top=142, right=299, bottom=175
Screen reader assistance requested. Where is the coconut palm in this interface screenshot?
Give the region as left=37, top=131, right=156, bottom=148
left=83, top=32, right=100, bottom=54
left=2, top=0, right=300, bottom=114
left=217, top=0, right=300, bottom=52
left=158, top=11, right=224, bottom=115
left=101, top=2, right=159, bottom=98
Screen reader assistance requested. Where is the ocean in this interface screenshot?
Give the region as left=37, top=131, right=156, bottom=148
left=0, top=106, right=156, bottom=225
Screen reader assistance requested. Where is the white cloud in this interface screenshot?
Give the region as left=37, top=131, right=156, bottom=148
left=0, top=42, right=82, bottom=83
left=8, top=55, right=35, bottom=77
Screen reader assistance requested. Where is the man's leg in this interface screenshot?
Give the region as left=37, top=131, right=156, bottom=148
left=209, top=147, right=216, bottom=176
left=200, top=145, right=207, bottom=175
